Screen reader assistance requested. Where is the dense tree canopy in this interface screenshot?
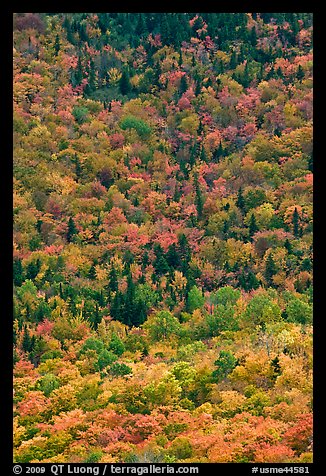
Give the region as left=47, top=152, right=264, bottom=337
left=13, top=12, right=313, bottom=463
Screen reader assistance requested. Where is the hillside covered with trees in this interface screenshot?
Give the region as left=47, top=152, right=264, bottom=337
left=13, top=12, right=313, bottom=463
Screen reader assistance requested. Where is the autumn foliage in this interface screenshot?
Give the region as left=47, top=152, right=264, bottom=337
left=13, top=12, right=313, bottom=463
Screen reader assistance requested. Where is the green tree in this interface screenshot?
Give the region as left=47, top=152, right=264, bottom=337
left=179, top=75, right=188, bottom=95
left=245, top=293, right=282, bottom=328
left=109, top=333, right=125, bottom=356
left=74, top=56, right=83, bottom=85
left=110, top=362, right=132, bottom=376
left=213, top=141, right=224, bottom=162
left=74, top=155, right=82, bottom=182
left=286, top=298, right=312, bottom=324
left=107, top=266, right=118, bottom=295
left=22, top=326, right=34, bottom=353
left=145, top=310, right=181, bottom=342
left=67, top=217, right=78, bottom=243
left=296, top=64, right=305, bottom=82
left=79, top=337, right=104, bottom=356
left=213, top=286, right=241, bottom=306
left=119, top=69, right=131, bottom=95
left=13, top=258, right=24, bottom=286
left=212, top=350, right=238, bottom=382
left=229, top=50, right=237, bottom=69
left=292, top=207, right=301, bottom=237
left=248, top=213, right=258, bottom=238
left=186, top=286, right=205, bottom=313
left=26, top=259, right=41, bottom=280
left=37, top=374, right=60, bottom=396
left=264, top=253, right=278, bottom=287
left=236, top=187, right=245, bottom=211
left=54, top=34, right=60, bottom=56
left=97, top=349, right=117, bottom=370
left=120, top=115, right=151, bottom=138
left=250, top=26, right=257, bottom=46
left=194, top=173, right=204, bottom=220
left=153, top=244, right=170, bottom=276
left=72, top=105, right=89, bottom=124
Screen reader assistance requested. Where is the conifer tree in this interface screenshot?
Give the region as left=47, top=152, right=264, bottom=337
left=292, top=207, right=301, bottom=237
left=22, top=326, right=32, bottom=353
left=194, top=173, right=204, bottom=220
left=13, top=258, right=24, bottom=287
left=249, top=213, right=258, bottom=238
left=67, top=217, right=78, bottom=243
left=108, top=266, right=118, bottom=294
left=119, top=69, right=131, bottom=95
left=229, top=50, right=237, bottom=69
left=236, top=187, right=245, bottom=211
left=250, top=26, right=257, bottom=46
left=54, top=34, right=60, bottom=56
left=153, top=244, right=170, bottom=276
left=265, top=253, right=277, bottom=287
left=74, top=56, right=83, bottom=85
left=296, top=64, right=305, bottom=82
left=179, top=75, right=188, bottom=95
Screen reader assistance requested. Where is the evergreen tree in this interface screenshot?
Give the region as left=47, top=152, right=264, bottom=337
left=178, top=234, right=192, bottom=274
left=271, top=356, right=282, bottom=380
left=292, top=207, right=301, bottom=237
left=229, top=50, right=237, bottom=69
left=108, top=266, right=118, bottom=294
left=78, top=23, right=89, bottom=42
left=222, top=219, right=229, bottom=236
left=248, top=213, right=258, bottom=238
left=166, top=243, right=181, bottom=270
left=239, top=270, right=260, bottom=291
left=195, top=80, right=201, bottom=96
left=308, top=151, right=313, bottom=172
left=97, top=290, right=106, bottom=307
left=284, top=238, right=293, bottom=254
left=133, top=298, right=147, bottom=327
left=54, top=33, right=60, bottom=56
left=247, top=270, right=260, bottom=290
left=67, top=217, right=78, bottom=243
left=178, top=50, right=183, bottom=67
left=110, top=291, right=123, bottom=322
left=236, top=187, right=245, bottom=211
left=119, top=69, right=131, bottom=95
left=242, top=61, right=250, bottom=87
left=135, top=13, right=147, bottom=37
left=153, top=244, right=170, bottom=276
left=74, top=56, right=83, bottom=85
left=179, top=75, right=188, bottom=95
left=160, top=14, right=172, bottom=44
left=88, top=261, right=97, bottom=280
left=265, top=253, right=278, bottom=287
left=84, top=58, right=96, bottom=96
left=296, top=64, right=305, bottom=82
left=65, top=20, right=75, bottom=44
left=250, top=26, right=257, bottom=46
left=74, top=155, right=82, bottom=182
left=200, top=146, right=207, bottom=163
left=194, top=173, right=204, bottom=220
left=142, top=251, right=149, bottom=270
left=22, top=326, right=32, bottom=353
left=124, top=272, right=135, bottom=326
left=213, top=350, right=238, bottom=382
left=213, top=141, right=224, bottom=162
left=26, top=259, right=41, bottom=280
left=13, top=258, right=24, bottom=287
left=92, top=303, right=102, bottom=330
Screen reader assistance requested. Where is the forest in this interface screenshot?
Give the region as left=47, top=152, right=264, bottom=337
left=13, top=12, right=313, bottom=463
